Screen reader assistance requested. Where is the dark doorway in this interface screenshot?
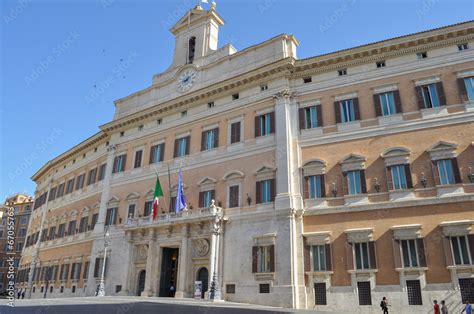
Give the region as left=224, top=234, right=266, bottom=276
left=159, top=247, right=179, bottom=297
left=137, top=270, right=146, bottom=296
left=196, top=267, right=208, bottom=299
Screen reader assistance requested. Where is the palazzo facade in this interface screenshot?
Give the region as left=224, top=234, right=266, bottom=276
left=18, top=4, right=474, bottom=313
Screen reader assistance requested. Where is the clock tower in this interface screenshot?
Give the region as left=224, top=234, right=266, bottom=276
left=170, top=3, right=225, bottom=69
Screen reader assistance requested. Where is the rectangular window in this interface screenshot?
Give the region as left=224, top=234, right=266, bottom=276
left=134, top=150, right=143, bottom=168
left=230, top=121, right=241, bottom=144
left=98, top=164, right=107, bottom=181
left=406, top=280, right=423, bottom=305
left=143, top=201, right=153, bottom=217
left=79, top=216, right=88, bottom=233
left=58, top=223, right=66, bottom=237
left=93, top=258, right=105, bottom=278
left=91, top=213, right=98, bottom=231
left=459, top=278, right=474, bottom=304
left=112, top=155, right=126, bottom=173
left=401, top=239, right=419, bottom=267
left=357, top=281, right=372, bottom=305
left=75, top=174, right=85, bottom=190
left=378, top=92, right=396, bottom=116
left=308, top=175, right=323, bottom=199
left=199, top=190, right=215, bottom=208
left=201, top=128, right=218, bottom=151
left=68, top=220, right=77, bottom=235
left=458, top=43, right=469, bottom=51
left=66, top=178, right=75, bottom=194
left=339, top=99, right=356, bottom=122
left=57, top=183, right=65, bottom=198
left=338, top=69, right=347, bottom=76
left=257, top=246, right=272, bottom=273
left=228, top=185, right=239, bottom=208
left=49, top=226, right=56, bottom=240
left=376, top=60, right=385, bottom=68
left=421, top=83, right=440, bottom=108
left=60, top=264, right=70, bottom=280
left=16, top=242, right=23, bottom=252
left=391, top=165, right=408, bottom=190
left=226, top=284, right=235, bottom=294
left=451, top=236, right=471, bottom=265
left=105, top=208, right=118, bottom=226
left=48, top=187, right=57, bottom=201
left=149, top=144, right=164, bottom=164
left=437, top=159, right=455, bottom=185
left=463, top=77, right=474, bottom=101
left=83, top=261, right=90, bottom=279
left=354, top=242, right=370, bottom=270
left=127, top=204, right=136, bottom=218
left=255, top=112, right=275, bottom=137
left=87, top=168, right=97, bottom=185
left=232, top=93, right=239, bottom=100
left=303, top=77, right=312, bottom=83
left=18, top=228, right=27, bottom=237
left=174, top=137, right=189, bottom=158
left=417, top=51, right=427, bottom=59
left=259, top=283, right=270, bottom=293
left=346, top=170, right=363, bottom=195
left=314, top=282, right=327, bottom=305
left=312, top=245, right=327, bottom=271
left=302, top=106, right=320, bottom=129
left=256, top=179, right=275, bottom=204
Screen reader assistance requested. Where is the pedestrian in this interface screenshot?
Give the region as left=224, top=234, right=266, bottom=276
left=17, top=289, right=21, bottom=299
left=434, top=300, right=440, bottom=314
left=169, top=284, right=175, bottom=297
left=462, top=301, right=472, bottom=314
left=95, top=285, right=100, bottom=296
left=21, top=290, right=25, bottom=299
left=380, top=296, right=389, bottom=314
left=441, top=300, right=448, bottom=314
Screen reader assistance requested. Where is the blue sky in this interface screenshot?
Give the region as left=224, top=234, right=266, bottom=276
left=1, top=0, right=473, bottom=200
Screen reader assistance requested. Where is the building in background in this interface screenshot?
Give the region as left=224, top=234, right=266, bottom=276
left=0, top=193, right=33, bottom=295
left=18, top=4, right=474, bottom=312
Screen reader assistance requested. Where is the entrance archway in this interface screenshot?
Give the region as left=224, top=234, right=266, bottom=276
left=137, top=270, right=146, bottom=296
left=196, top=267, right=208, bottom=299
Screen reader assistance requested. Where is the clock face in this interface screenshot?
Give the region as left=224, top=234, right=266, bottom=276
left=177, top=69, right=197, bottom=92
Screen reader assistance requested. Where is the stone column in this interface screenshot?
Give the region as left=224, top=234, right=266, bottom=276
left=143, top=229, right=157, bottom=296
left=175, top=224, right=189, bottom=298
left=93, top=145, right=116, bottom=235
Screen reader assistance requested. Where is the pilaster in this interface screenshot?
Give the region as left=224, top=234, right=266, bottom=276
left=93, top=145, right=116, bottom=235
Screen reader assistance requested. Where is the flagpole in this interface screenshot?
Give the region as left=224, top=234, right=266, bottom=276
left=153, top=167, right=169, bottom=218
left=167, top=163, right=172, bottom=213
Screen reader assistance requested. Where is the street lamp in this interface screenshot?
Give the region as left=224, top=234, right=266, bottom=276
left=97, top=226, right=111, bottom=297
left=209, top=200, right=224, bottom=301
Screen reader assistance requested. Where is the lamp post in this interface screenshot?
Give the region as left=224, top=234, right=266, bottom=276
left=97, top=226, right=111, bottom=297
left=208, top=200, right=224, bottom=301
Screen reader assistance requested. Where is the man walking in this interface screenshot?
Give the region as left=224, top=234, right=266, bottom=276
left=441, top=300, right=448, bottom=314
left=434, top=300, right=440, bottom=314
left=380, top=296, right=389, bottom=314
left=462, top=301, right=472, bottom=314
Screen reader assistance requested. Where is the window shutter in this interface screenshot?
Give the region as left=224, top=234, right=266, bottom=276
left=201, top=131, right=206, bottom=151
left=255, top=116, right=261, bottom=137
left=112, top=208, right=117, bottom=225
left=303, top=176, right=309, bottom=199
left=159, top=144, right=165, bottom=162
left=105, top=209, right=111, bottom=226
left=346, top=242, right=354, bottom=270
left=198, top=192, right=204, bottom=208
left=121, top=155, right=127, bottom=172
left=392, top=239, right=402, bottom=269
left=325, top=244, right=332, bottom=271
left=415, top=86, right=425, bottom=110
left=373, top=94, right=382, bottom=117
left=432, top=160, right=440, bottom=186
left=368, top=241, right=377, bottom=269
left=298, top=108, right=305, bottom=130
left=316, top=105, right=322, bottom=127
left=457, top=78, right=468, bottom=102
left=210, top=190, right=215, bottom=203
left=416, top=238, right=427, bottom=267
left=270, top=178, right=276, bottom=201
left=112, top=157, right=118, bottom=173
left=213, top=128, right=219, bottom=148
left=451, top=158, right=462, bottom=184
left=386, top=166, right=393, bottom=190
left=468, top=234, right=474, bottom=263
left=149, top=146, right=155, bottom=164
left=404, top=164, right=413, bottom=188
left=436, top=82, right=446, bottom=106
left=303, top=239, right=311, bottom=272
left=353, top=98, right=361, bottom=120
left=235, top=122, right=241, bottom=143
left=185, top=136, right=190, bottom=155
left=269, top=112, right=275, bottom=134
left=252, top=246, right=258, bottom=273
left=334, top=101, right=341, bottom=124
left=360, top=170, right=367, bottom=193
left=393, top=90, right=402, bottom=113
left=173, top=139, right=178, bottom=158
left=320, top=175, right=326, bottom=197
left=256, top=181, right=262, bottom=204
left=269, top=245, right=275, bottom=272
left=442, top=236, right=454, bottom=266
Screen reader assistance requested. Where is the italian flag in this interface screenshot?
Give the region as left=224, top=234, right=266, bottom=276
left=152, top=176, right=163, bottom=220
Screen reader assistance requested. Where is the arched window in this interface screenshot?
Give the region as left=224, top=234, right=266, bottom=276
left=188, top=37, right=196, bottom=64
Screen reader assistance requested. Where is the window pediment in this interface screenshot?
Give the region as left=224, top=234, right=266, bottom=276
left=427, top=141, right=458, bottom=160
left=253, top=233, right=276, bottom=245
left=223, top=171, right=244, bottom=181
left=126, top=192, right=140, bottom=201
left=440, top=220, right=473, bottom=236
left=303, top=231, right=331, bottom=245
left=340, top=154, right=366, bottom=172
left=382, top=147, right=410, bottom=166
left=302, top=159, right=326, bottom=176
left=107, top=195, right=120, bottom=206
left=345, top=228, right=373, bottom=243
left=255, top=165, right=276, bottom=181
left=390, top=224, right=422, bottom=240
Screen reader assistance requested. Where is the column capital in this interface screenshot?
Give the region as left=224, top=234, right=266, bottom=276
left=107, top=144, right=116, bottom=153
left=272, top=89, right=297, bottom=101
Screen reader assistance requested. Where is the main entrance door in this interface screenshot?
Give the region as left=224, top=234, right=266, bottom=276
left=196, top=267, right=208, bottom=299
left=159, top=247, right=179, bottom=297
left=137, top=270, right=146, bottom=296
